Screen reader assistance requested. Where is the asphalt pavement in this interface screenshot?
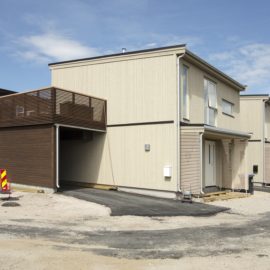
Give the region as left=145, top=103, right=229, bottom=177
left=59, top=187, right=228, bottom=216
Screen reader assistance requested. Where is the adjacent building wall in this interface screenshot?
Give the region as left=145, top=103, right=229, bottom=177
left=240, top=97, right=265, bottom=183
left=264, top=103, right=270, bottom=183
left=265, top=103, right=270, bottom=140
left=231, top=139, right=248, bottom=190
left=0, top=125, right=55, bottom=188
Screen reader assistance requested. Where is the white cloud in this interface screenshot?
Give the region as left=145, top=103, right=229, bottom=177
left=163, top=35, right=202, bottom=48
left=209, top=43, right=270, bottom=92
left=146, top=33, right=202, bottom=48
left=15, top=32, right=99, bottom=63
left=145, top=42, right=157, bottom=48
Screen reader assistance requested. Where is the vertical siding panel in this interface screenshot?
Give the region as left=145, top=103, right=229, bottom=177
left=265, top=144, right=270, bottom=184
left=0, top=125, right=55, bottom=188
left=51, top=54, right=177, bottom=124
left=60, top=124, right=177, bottom=191
left=180, top=131, right=201, bottom=194
left=51, top=53, right=178, bottom=192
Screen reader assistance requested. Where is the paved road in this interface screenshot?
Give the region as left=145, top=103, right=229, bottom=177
left=59, top=187, right=228, bottom=216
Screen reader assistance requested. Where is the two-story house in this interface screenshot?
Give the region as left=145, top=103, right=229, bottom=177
left=48, top=44, right=250, bottom=198
left=240, top=95, right=270, bottom=186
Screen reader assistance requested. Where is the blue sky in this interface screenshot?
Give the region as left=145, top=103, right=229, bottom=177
left=1, top=0, right=270, bottom=93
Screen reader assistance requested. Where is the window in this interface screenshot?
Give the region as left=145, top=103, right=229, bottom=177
left=222, top=99, right=234, bottom=116
left=181, top=65, right=189, bottom=119
left=204, top=79, right=217, bottom=126
left=16, top=105, right=24, bottom=117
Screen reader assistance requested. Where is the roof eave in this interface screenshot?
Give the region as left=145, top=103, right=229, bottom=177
left=48, top=44, right=186, bottom=67
left=183, top=49, right=246, bottom=91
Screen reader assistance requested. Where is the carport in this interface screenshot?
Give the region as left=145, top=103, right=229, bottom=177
left=0, top=87, right=106, bottom=190
left=59, top=127, right=106, bottom=188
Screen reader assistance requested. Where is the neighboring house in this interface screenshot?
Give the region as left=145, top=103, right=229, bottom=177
left=0, top=88, right=17, bottom=96
left=240, top=95, right=270, bottom=186
left=48, top=44, right=250, bottom=198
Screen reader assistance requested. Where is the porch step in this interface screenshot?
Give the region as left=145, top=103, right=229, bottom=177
left=203, top=191, right=249, bottom=202
left=203, top=191, right=228, bottom=197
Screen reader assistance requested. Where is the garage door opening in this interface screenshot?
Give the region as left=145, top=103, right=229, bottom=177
left=59, top=126, right=106, bottom=189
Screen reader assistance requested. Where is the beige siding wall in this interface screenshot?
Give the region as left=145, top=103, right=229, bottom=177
left=240, top=97, right=266, bottom=183
left=52, top=49, right=245, bottom=193
left=245, top=141, right=263, bottom=182
left=240, top=98, right=263, bottom=139
left=220, top=140, right=232, bottom=188
left=52, top=54, right=177, bottom=124
left=180, top=130, right=201, bottom=194
left=231, top=140, right=248, bottom=190
left=265, top=103, right=270, bottom=141
left=265, top=143, right=270, bottom=184
left=60, top=124, right=177, bottom=191
left=182, top=59, right=241, bottom=130
left=52, top=52, right=179, bottom=192
left=218, top=139, right=248, bottom=190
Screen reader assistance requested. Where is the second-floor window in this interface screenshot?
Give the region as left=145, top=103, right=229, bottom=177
left=204, top=78, right=217, bottom=126
left=222, top=99, right=234, bottom=116
left=181, top=65, right=189, bottom=119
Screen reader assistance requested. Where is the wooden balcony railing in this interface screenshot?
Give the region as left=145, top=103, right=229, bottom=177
left=0, top=87, right=106, bottom=131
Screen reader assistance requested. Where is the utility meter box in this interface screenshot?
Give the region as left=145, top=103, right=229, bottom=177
left=163, top=166, right=172, bottom=178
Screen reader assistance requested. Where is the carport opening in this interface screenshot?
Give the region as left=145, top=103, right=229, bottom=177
left=59, top=127, right=106, bottom=189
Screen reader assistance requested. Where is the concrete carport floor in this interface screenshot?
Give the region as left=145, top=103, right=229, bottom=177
left=59, top=187, right=228, bottom=216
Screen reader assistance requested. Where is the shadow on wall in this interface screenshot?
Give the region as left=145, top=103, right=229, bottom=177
left=59, top=128, right=107, bottom=184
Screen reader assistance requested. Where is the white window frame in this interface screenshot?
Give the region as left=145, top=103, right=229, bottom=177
left=16, top=105, right=24, bottom=117
left=181, top=65, right=189, bottom=120
left=204, top=78, right=217, bottom=126
left=222, top=99, right=234, bottom=117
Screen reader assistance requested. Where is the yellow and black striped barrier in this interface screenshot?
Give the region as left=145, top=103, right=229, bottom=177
left=1, top=169, right=9, bottom=192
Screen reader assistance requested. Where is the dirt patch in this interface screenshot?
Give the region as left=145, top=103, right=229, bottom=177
left=1, top=191, right=270, bottom=269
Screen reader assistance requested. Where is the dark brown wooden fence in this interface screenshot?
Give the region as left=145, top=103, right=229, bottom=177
left=0, top=87, right=106, bottom=130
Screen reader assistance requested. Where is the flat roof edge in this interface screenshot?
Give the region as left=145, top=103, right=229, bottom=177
left=205, top=125, right=251, bottom=138
left=48, top=44, right=186, bottom=66
left=181, top=123, right=250, bottom=138
left=240, top=94, right=269, bottom=97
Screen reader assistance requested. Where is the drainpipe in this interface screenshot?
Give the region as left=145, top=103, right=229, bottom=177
left=176, top=53, right=185, bottom=193
left=200, top=132, right=204, bottom=194
left=55, top=124, right=60, bottom=189
left=262, top=100, right=267, bottom=184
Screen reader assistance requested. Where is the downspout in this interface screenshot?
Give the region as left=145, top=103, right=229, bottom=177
left=262, top=100, right=267, bottom=184
left=200, top=132, right=204, bottom=194
left=176, top=53, right=185, bottom=193
left=55, top=124, right=60, bottom=189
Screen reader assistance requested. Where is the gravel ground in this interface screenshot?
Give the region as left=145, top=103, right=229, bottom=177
left=1, top=190, right=270, bottom=269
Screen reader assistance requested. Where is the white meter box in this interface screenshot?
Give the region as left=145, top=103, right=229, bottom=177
left=163, top=166, right=172, bottom=177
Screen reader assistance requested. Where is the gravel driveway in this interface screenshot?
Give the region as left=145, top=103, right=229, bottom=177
left=1, top=190, right=270, bottom=269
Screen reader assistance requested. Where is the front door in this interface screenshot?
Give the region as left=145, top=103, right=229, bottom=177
left=204, top=140, right=216, bottom=187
